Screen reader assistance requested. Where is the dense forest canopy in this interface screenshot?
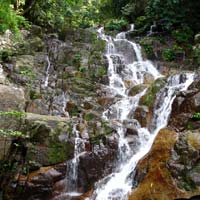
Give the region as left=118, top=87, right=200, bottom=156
left=0, top=0, right=200, bottom=35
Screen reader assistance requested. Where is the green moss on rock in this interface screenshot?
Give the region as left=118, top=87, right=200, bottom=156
left=140, top=78, right=166, bottom=108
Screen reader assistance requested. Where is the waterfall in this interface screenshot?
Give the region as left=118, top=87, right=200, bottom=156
left=87, top=26, right=194, bottom=200
left=54, top=123, right=87, bottom=199
left=65, top=123, right=86, bottom=194
left=44, top=54, right=51, bottom=87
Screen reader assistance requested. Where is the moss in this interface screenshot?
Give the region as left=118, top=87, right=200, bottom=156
left=0, top=49, right=12, bottom=62
left=19, top=66, right=36, bottom=79
left=194, top=47, right=200, bottom=65
left=73, top=53, right=82, bottom=68
left=84, top=113, right=94, bottom=121
left=139, top=37, right=157, bottom=59
left=141, top=78, right=166, bottom=108
left=29, top=90, right=41, bottom=100
left=48, top=141, right=73, bottom=165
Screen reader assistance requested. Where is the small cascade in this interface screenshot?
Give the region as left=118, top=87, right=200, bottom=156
left=147, top=21, right=157, bottom=36
left=44, top=54, right=51, bottom=87
left=65, top=124, right=85, bottom=193
left=43, top=37, right=62, bottom=87
left=87, top=26, right=194, bottom=200
left=54, top=123, right=87, bottom=200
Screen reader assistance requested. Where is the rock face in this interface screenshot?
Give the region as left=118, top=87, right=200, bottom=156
left=169, top=74, right=200, bottom=131
left=0, top=84, right=25, bottom=111
left=129, top=74, right=200, bottom=200
left=1, top=25, right=200, bottom=200
left=129, top=129, right=182, bottom=200
left=0, top=27, right=119, bottom=200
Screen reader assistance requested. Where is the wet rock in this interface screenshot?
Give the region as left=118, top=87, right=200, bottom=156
left=77, top=135, right=118, bottom=192
left=129, top=128, right=195, bottom=200
left=133, top=106, right=151, bottom=127
left=169, top=88, right=200, bottom=131
left=97, top=97, right=115, bottom=107
left=167, top=130, right=200, bottom=193
left=143, top=73, right=154, bottom=84
left=3, top=164, right=67, bottom=200
left=128, top=84, right=147, bottom=97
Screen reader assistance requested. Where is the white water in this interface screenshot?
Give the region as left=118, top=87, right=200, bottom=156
left=44, top=54, right=51, bottom=87
left=66, top=123, right=86, bottom=193
left=88, top=26, right=194, bottom=200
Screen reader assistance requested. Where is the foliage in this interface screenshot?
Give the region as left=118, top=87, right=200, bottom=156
left=135, top=16, right=148, bottom=29
left=192, top=113, right=200, bottom=120
left=19, top=66, right=36, bottom=78
left=105, top=18, right=128, bottom=31
left=143, top=45, right=154, bottom=59
left=172, top=27, right=193, bottom=44
left=162, top=48, right=175, bottom=61
left=146, top=0, right=200, bottom=32
left=0, top=0, right=29, bottom=34
left=0, top=128, right=23, bottom=137
left=0, top=110, right=26, bottom=137
left=73, top=53, right=82, bottom=68
left=0, top=110, right=25, bottom=119
left=121, top=0, right=148, bottom=20
left=48, top=142, right=72, bottom=164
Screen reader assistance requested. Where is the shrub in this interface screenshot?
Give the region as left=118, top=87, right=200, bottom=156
left=172, top=27, right=193, bottom=44
left=0, top=0, right=29, bottom=34
left=162, top=48, right=175, bottom=61
left=135, top=16, right=148, bottom=29
left=192, top=112, right=200, bottom=120
left=105, top=18, right=128, bottom=31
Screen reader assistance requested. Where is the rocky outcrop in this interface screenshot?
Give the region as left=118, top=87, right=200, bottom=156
left=0, top=26, right=117, bottom=200
left=129, top=74, right=200, bottom=200
left=129, top=128, right=200, bottom=200
left=168, top=129, right=200, bottom=192
left=3, top=164, right=67, bottom=200
left=129, top=129, right=181, bottom=200
left=169, top=74, right=200, bottom=131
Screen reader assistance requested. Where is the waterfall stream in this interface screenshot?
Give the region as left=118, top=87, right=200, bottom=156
left=87, top=26, right=194, bottom=200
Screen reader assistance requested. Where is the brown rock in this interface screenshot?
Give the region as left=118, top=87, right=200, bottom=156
left=129, top=129, right=186, bottom=200
left=133, top=106, right=151, bottom=127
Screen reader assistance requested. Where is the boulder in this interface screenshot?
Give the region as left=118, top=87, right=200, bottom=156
left=3, top=164, right=67, bottom=200
left=129, top=128, right=197, bottom=200
left=128, top=84, right=147, bottom=97
left=24, top=113, right=74, bottom=167
left=0, top=84, right=25, bottom=111
left=133, top=106, right=151, bottom=127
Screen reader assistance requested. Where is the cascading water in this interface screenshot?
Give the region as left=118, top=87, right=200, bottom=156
left=65, top=123, right=86, bottom=194
left=54, top=123, right=86, bottom=200
left=88, top=26, right=194, bottom=200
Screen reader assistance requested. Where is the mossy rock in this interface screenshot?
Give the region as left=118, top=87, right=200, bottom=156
left=140, top=77, right=166, bottom=108
left=128, top=84, right=148, bottom=96
left=24, top=113, right=74, bottom=167
left=187, top=130, right=200, bottom=150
